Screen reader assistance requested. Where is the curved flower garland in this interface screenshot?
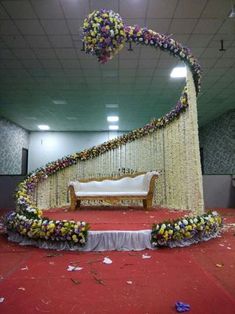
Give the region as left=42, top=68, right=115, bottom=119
left=83, top=9, right=201, bottom=94
left=6, top=88, right=188, bottom=246
left=151, top=211, right=222, bottom=248
left=6, top=10, right=206, bottom=249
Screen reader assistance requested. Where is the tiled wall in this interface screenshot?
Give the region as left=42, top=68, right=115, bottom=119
left=0, top=117, right=29, bottom=175
left=199, top=110, right=235, bottom=174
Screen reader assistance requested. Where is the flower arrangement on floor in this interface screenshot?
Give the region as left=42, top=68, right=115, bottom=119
left=6, top=180, right=90, bottom=247
left=151, top=211, right=222, bottom=248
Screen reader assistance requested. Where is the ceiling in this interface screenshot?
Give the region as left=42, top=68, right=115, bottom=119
left=0, top=0, right=235, bottom=131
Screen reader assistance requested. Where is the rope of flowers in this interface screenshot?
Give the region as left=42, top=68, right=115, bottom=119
left=151, top=211, right=222, bottom=248
left=5, top=10, right=222, bottom=250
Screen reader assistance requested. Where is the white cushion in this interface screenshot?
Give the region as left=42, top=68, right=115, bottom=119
left=75, top=191, right=148, bottom=197
left=69, top=171, right=159, bottom=196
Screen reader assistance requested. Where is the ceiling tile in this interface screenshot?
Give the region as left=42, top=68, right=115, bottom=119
left=49, top=35, right=73, bottom=48
left=55, top=48, right=77, bottom=59
left=15, top=20, right=45, bottom=35
left=168, top=34, right=189, bottom=46
left=187, top=34, right=213, bottom=47
left=60, top=0, right=89, bottom=19
left=34, top=48, right=57, bottom=59
left=147, top=19, right=171, bottom=34
left=67, top=19, right=83, bottom=35
left=208, top=39, right=232, bottom=49
left=139, top=46, right=161, bottom=59
left=2, top=35, right=29, bottom=48
left=40, top=59, right=62, bottom=69
left=2, top=0, right=37, bottom=19
left=2, top=58, right=23, bottom=69
left=170, top=19, right=197, bottom=34
left=90, top=0, right=119, bottom=12
left=0, top=48, right=15, bottom=59
left=120, top=0, right=148, bottom=18
left=0, top=20, right=20, bottom=35
left=202, top=0, right=231, bottom=18
left=0, top=3, right=8, bottom=18
left=223, top=47, right=235, bottom=58
left=14, top=48, right=37, bottom=59
left=148, top=0, right=177, bottom=18
left=119, top=46, right=141, bottom=59
left=120, top=59, right=138, bottom=68
left=25, top=35, right=51, bottom=48
left=41, top=20, right=69, bottom=35
left=200, top=58, right=217, bottom=68
left=201, top=47, right=224, bottom=58
left=21, top=59, right=42, bottom=68
left=174, top=0, right=207, bottom=18
left=138, top=59, right=158, bottom=69
left=31, top=0, right=64, bottom=19
left=61, top=59, right=81, bottom=69
left=194, top=19, right=223, bottom=34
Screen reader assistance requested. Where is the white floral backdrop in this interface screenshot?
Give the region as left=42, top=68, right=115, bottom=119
left=33, top=69, right=204, bottom=215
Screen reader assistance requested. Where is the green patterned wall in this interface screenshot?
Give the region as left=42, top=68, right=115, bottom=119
left=0, top=117, right=29, bottom=175
left=199, top=110, right=235, bottom=174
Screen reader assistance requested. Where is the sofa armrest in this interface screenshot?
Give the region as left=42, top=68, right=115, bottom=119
left=148, top=174, right=158, bottom=196
left=68, top=185, right=78, bottom=210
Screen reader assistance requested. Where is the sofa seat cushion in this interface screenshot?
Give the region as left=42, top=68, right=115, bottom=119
left=75, top=191, right=148, bottom=197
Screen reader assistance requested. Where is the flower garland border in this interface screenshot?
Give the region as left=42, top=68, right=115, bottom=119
left=151, top=211, right=222, bottom=248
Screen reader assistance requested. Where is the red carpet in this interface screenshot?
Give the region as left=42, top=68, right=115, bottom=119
left=43, top=206, right=190, bottom=230
left=0, top=208, right=235, bottom=314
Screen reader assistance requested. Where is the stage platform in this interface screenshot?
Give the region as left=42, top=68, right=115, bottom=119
left=44, top=206, right=190, bottom=231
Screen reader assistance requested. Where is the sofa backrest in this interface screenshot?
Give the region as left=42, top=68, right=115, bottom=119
left=70, top=171, right=158, bottom=193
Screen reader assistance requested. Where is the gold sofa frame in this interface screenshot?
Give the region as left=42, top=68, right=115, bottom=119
left=68, top=172, right=158, bottom=210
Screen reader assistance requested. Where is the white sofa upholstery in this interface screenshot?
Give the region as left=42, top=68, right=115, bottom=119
left=68, top=171, right=159, bottom=210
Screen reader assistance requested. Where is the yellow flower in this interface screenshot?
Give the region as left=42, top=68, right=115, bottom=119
left=72, top=235, right=78, bottom=242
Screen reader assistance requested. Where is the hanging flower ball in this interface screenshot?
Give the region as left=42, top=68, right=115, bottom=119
left=82, top=9, right=126, bottom=63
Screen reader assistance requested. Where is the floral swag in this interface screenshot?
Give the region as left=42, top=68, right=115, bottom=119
left=5, top=10, right=222, bottom=249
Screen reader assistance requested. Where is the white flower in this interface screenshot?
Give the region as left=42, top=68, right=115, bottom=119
left=194, top=218, right=198, bottom=223
left=161, top=224, right=166, bottom=229
left=183, top=219, right=188, bottom=225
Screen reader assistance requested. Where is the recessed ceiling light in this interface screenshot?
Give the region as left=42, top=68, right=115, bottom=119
left=107, top=115, right=119, bottom=122
left=38, top=125, right=50, bottom=130
left=109, top=125, right=119, bottom=130
left=53, top=99, right=67, bottom=105
left=105, top=104, right=119, bottom=108
left=170, top=66, right=186, bottom=78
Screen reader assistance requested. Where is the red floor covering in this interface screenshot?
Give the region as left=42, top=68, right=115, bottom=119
left=43, top=206, right=191, bottom=230
left=0, top=208, right=235, bottom=314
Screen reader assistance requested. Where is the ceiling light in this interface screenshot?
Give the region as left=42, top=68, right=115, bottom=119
left=170, top=66, right=186, bottom=78
left=105, top=104, right=119, bottom=108
left=109, top=125, right=119, bottom=130
left=38, top=125, right=50, bottom=130
left=107, top=116, right=119, bottom=122
left=228, top=4, right=235, bottom=18
left=53, top=99, right=67, bottom=105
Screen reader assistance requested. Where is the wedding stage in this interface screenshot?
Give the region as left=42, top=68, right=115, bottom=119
left=7, top=207, right=221, bottom=252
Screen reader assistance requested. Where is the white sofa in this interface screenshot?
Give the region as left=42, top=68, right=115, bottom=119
left=68, top=171, right=159, bottom=210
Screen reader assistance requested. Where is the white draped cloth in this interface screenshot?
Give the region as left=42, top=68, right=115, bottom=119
left=8, top=230, right=153, bottom=251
